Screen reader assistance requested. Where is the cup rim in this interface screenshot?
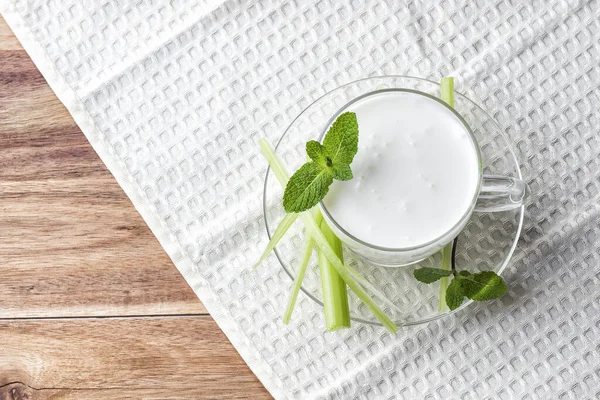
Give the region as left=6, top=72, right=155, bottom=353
left=318, top=87, right=483, bottom=253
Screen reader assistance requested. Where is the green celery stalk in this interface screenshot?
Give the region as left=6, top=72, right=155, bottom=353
left=441, top=77, right=454, bottom=107
left=318, top=218, right=351, bottom=330
left=438, top=76, right=455, bottom=312
left=258, top=139, right=291, bottom=186
left=283, top=210, right=323, bottom=324
left=299, top=207, right=397, bottom=332
left=253, top=140, right=296, bottom=270
left=253, top=212, right=299, bottom=270
left=259, top=138, right=398, bottom=333
left=438, top=244, right=453, bottom=312
left=345, top=265, right=403, bottom=314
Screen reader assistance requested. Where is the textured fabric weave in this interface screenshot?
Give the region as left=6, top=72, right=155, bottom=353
left=2, top=0, right=599, bottom=398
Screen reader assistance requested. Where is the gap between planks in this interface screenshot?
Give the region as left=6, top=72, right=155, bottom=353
left=0, top=313, right=212, bottom=322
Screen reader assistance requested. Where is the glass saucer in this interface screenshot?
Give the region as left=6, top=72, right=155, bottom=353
left=263, top=76, right=524, bottom=327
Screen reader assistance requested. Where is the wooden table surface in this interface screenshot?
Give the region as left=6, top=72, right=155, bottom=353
left=0, top=16, right=270, bottom=399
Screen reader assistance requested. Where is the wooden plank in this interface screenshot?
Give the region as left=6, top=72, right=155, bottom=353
left=0, top=16, right=205, bottom=317
left=0, top=383, right=272, bottom=400
left=0, top=317, right=271, bottom=399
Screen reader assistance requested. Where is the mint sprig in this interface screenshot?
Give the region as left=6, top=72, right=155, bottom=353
left=283, top=112, right=358, bottom=213
left=414, top=239, right=507, bottom=310
left=414, top=266, right=507, bottom=310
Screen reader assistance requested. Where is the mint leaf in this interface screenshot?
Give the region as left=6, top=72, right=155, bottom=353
left=331, top=164, right=353, bottom=181
left=414, top=267, right=453, bottom=283
left=445, top=278, right=464, bottom=310
left=459, top=271, right=507, bottom=301
left=323, top=112, right=359, bottom=165
left=283, top=162, right=333, bottom=213
left=306, top=140, right=329, bottom=167
left=282, top=112, right=359, bottom=213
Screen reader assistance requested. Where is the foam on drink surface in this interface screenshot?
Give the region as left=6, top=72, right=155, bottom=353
left=322, top=91, right=479, bottom=248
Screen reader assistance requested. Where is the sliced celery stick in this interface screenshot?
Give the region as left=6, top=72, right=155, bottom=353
left=438, top=244, right=453, bottom=312
left=261, top=138, right=319, bottom=323
left=318, top=218, right=351, bottom=330
left=253, top=140, right=296, bottom=270
left=345, top=265, right=403, bottom=314
left=259, top=139, right=398, bottom=333
left=282, top=211, right=322, bottom=324
left=259, top=139, right=290, bottom=186
left=438, top=76, right=455, bottom=312
left=300, top=211, right=397, bottom=332
left=284, top=213, right=401, bottom=324
left=253, top=212, right=299, bottom=270
left=441, top=77, right=455, bottom=107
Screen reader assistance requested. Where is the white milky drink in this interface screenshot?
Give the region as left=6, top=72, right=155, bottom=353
left=321, top=90, right=480, bottom=250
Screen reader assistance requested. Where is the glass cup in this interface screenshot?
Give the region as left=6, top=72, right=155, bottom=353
left=318, top=88, right=529, bottom=267
left=264, top=76, right=526, bottom=325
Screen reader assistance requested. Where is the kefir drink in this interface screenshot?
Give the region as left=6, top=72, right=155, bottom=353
left=322, top=90, right=480, bottom=249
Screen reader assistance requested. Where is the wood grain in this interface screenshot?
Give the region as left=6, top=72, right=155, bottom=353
left=0, top=18, right=205, bottom=318
left=0, top=317, right=270, bottom=399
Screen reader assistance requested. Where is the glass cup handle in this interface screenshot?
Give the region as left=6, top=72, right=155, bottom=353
left=474, top=175, right=530, bottom=212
